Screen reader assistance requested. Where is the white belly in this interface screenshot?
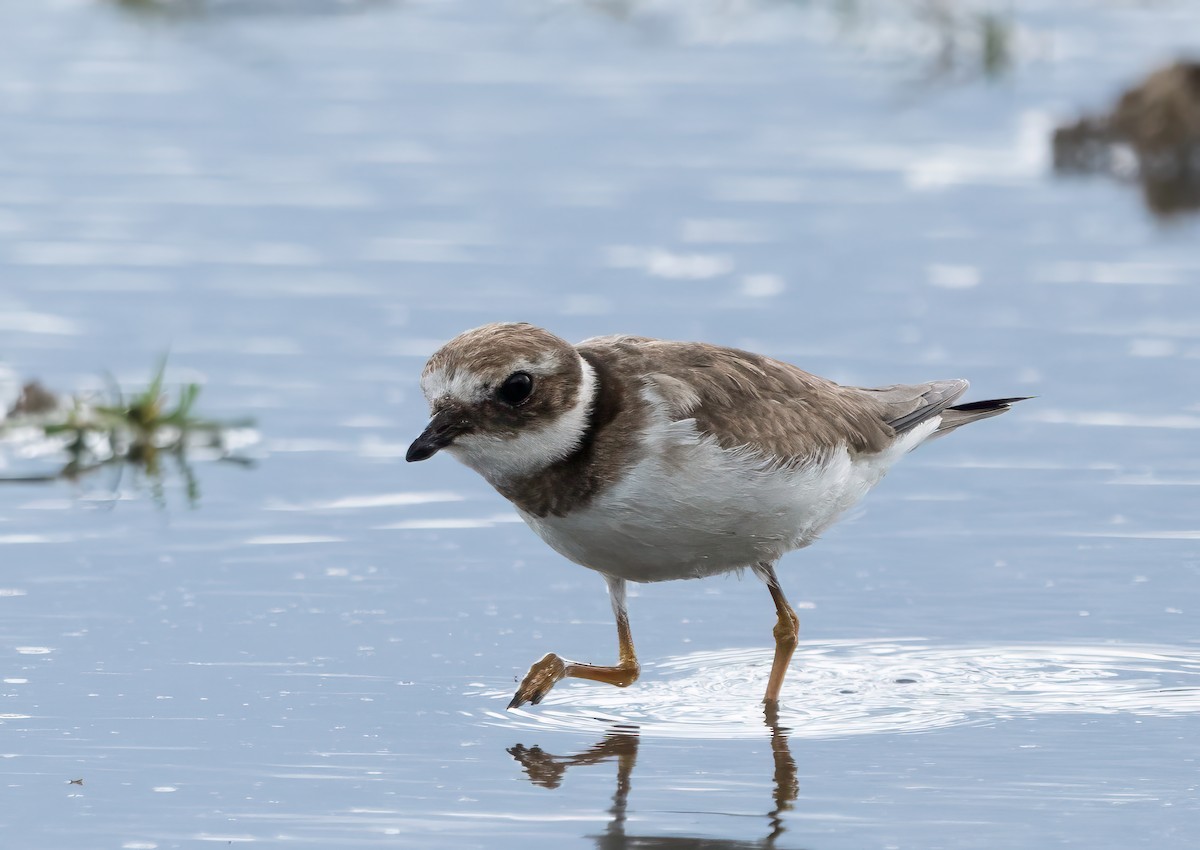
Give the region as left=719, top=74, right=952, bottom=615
left=520, top=418, right=937, bottom=583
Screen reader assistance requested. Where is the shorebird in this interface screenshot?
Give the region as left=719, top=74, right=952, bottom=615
left=407, top=323, right=1024, bottom=708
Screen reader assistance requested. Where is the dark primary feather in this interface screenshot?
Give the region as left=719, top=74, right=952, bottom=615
left=934, top=396, right=1031, bottom=436
left=864, top=379, right=970, bottom=434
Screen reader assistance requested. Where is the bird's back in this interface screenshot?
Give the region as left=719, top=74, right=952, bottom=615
left=578, top=335, right=971, bottom=465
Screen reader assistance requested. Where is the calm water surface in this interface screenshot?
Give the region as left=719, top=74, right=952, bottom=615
left=2, top=1, right=1199, bottom=848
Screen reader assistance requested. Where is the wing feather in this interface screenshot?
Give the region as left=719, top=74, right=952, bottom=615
left=579, top=336, right=896, bottom=463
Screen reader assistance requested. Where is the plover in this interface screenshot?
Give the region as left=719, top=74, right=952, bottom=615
left=407, top=323, right=1025, bottom=708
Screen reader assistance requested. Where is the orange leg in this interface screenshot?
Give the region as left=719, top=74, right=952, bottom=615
left=509, top=576, right=640, bottom=709
left=755, top=561, right=799, bottom=704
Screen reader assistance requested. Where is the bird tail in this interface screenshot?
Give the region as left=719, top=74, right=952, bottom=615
left=933, top=397, right=1030, bottom=437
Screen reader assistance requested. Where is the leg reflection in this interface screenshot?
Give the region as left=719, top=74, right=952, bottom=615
left=764, top=702, right=798, bottom=845
left=509, top=731, right=639, bottom=842
left=507, top=715, right=799, bottom=849
left=508, top=731, right=639, bottom=791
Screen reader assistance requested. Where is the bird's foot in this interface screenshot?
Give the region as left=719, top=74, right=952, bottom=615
left=508, top=652, right=568, bottom=709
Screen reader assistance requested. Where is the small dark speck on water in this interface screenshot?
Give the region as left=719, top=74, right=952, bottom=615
left=895, top=678, right=918, bottom=685
left=68, top=779, right=83, bottom=786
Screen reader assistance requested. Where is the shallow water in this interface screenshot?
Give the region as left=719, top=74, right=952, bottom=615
left=2, top=1, right=1199, bottom=848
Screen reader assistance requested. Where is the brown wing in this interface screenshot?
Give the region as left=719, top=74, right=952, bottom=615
left=578, top=335, right=908, bottom=463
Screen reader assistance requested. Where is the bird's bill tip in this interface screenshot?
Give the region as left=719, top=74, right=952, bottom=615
left=405, top=410, right=463, bottom=462
left=404, top=437, right=441, bottom=463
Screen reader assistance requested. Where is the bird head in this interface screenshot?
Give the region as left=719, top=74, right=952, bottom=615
left=407, top=323, right=596, bottom=483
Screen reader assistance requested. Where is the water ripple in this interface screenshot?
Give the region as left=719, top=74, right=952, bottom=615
left=478, top=640, right=1200, bottom=739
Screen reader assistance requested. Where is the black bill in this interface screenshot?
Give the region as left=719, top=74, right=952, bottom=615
left=406, top=408, right=468, bottom=462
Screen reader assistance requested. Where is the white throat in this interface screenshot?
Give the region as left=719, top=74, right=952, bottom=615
left=449, top=355, right=597, bottom=483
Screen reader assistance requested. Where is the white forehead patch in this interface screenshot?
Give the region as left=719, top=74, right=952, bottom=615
left=421, top=366, right=478, bottom=405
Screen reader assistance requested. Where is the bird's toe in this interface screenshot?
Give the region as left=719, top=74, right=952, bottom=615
left=508, top=652, right=568, bottom=709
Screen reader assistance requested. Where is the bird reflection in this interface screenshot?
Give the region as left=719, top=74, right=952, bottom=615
left=508, top=705, right=800, bottom=849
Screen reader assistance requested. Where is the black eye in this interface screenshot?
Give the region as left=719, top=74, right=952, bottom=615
left=497, top=372, right=533, bottom=406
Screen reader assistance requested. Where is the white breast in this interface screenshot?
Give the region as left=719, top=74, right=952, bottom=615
left=521, top=407, right=939, bottom=584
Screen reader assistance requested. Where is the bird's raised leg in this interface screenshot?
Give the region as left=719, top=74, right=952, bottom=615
left=754, top=561, right=800, bottom=704
left=509, top=576, right=640, bottom=709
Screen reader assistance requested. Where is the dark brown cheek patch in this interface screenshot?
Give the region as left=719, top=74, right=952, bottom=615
left=527, top=370, right=580, bottom=417
left=471, top=370, right=580, bottom=434
left=498, top=352, right=647, bottom=518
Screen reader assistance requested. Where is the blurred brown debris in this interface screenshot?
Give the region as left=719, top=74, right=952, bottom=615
left=1053, top=61, right=1200, bottom=217
left=7, top=382, right=59, bottom=417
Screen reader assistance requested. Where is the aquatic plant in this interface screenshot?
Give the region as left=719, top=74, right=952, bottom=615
left=0, top=357, right=256, bottom=506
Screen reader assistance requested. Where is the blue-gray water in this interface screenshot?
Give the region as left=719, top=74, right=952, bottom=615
left=2, top=1, right=1199, bottom=848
